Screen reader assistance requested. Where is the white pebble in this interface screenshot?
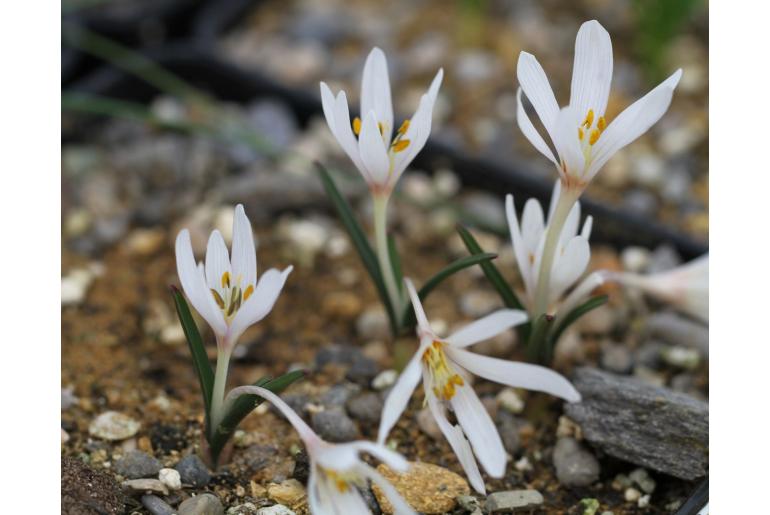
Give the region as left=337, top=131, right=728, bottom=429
left=638, top=494, right=651, bottom=508
left=497, top=388, right=525, bottom=414
left=624, top=487, right=641, bottom=502
left=372, top=370, right=398, bottom=390
left=159, top=468, right=181, bottom=490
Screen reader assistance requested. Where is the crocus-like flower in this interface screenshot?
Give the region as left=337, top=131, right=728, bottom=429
left=320, top=47, right=443, bottom=195
left=505, top=182, right=593, bottom=314
left=175, top=204, right=293, bottom=353
left=378, top=279, right=580, bottom=493
left=226, top=385, right=415, bottom=515
left=608, top=255, right=709, bottom=323
left=516, top=20, right=682, bottom=192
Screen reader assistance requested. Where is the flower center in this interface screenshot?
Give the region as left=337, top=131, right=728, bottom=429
left=576, top=108, right=607, bottom=160
left=210, top=271, right=254, bottom=321
left=352, top=116, right=411, bottom=155
left=320, top=467, right=364, bottom=493
left=422, top=341, right=465, bottom=401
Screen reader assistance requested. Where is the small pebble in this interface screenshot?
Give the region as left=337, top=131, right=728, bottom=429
left=356, top=308, right=390, bottom=340
left=61, top=268, right=94, bottom=306
left=159, top=468, right=182, bottom=490
left=121, top=478, right=168, bottom=495
left=175, top=454, right=212, bottom=487
left=417, top=407, right=442, bottom=440
left=485, top=490, right=544, bottom=512
left=256, top=506, right=296, bottom=515
left=456, top=495, right=481, bottom=512
left=638, top=494, right=651, bottom=508
left=311, top=408, right=359, bottom=442
left=624, top=487, right=641, bottom=502
left=227, top=502, right=260, bottom=515
left=89, top=411, right=141, bottom=441
left=496, top=388, right=525, bottom=414
left=114, top=450, right=162, bottom=479
left=346, top=392, right=384, bottom=423
left=496, top=411, right=521, bottom=454
left=600, top=343, right=634, bottom=374
left=629, top=468, right=656, bottom=494
left=61, top=386, right=79, bottom=410
left=178, top=493, right=225, bottom=515
left=514, top=456, right=533, bottom=472
left=268, top=479, right=306, bottom=507
left=320, top=384, right=358, bottom=407
left=579, top=498, right=600, bottom=515
left=661, top=346, right=701, bottom=370
left=552, top=437, right=600, bottom=487
left=621, top=247, right=650, bottom=273
left=459, top=290, right=500, bottom=317
left=372, top=369, right=398, bottom=390
left=61, top=428, right=70, bottom=444
left=141, top=494, right=176, bottom=515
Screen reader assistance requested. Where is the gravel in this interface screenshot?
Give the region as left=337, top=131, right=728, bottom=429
left=644, top=312, right=709, bottom=356
left=346, top=392, right=384, bottom=423
left=311, top=407, right=359, bottom=442
left=114, top=450, right=162, bottom=479
left=175, top=454, right=212, bottom=488
left=552, top=437, right=601, bottom=487
left=141, top=494, right=176, bottom=515
left=179, top=493, right=225, bottom=515
left=485, top=490, right=544, bottom=512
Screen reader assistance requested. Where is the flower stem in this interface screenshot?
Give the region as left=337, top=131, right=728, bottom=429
left=532, top=187, right=580, bottom=317
left=209, top=346, right=232, bottom=436
left=373, top=193, right=402, bottom=325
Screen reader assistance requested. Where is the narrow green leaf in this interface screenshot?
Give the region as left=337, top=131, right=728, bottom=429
left=401, top=253, right=498, bottom=328
left=209, top=370, right=306, bottom=464
left=388, top=235, right=403, bottom=294
left=456, top=225, right=525, bottom=311
left=549, top=295, right=609, bottom=348
left=170, top=286, right=214, bottom=413
left=316, top=162, right=397, bottom=331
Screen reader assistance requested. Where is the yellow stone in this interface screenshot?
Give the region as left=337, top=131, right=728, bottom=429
left=372, top=462, right=470, bottom=514
left=268, top=479, right=307, bottom=508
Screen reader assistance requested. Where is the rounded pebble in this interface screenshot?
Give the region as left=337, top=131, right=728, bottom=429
left=89, top=411, right=141, bottom=441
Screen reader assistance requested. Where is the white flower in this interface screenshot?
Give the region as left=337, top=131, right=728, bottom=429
left=516, top=20, right=682, bottom=191
left=505, top=182, right=593, bottom=314
left=610, top=255, right=709, bottom=323
left=320, top=47, right=443, bottom=195
left=226, top=385, right=416, bottom=515
left=377, top=279, right=580, bottom=493
left=175, top=204, right=293, bottom=353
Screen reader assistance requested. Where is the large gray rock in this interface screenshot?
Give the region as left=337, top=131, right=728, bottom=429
left=565, top=367, right=708, bottom=480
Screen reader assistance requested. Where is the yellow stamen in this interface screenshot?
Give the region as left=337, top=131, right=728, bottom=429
left=243, top=284, right=254, bottom=301
left=423, top=340, right=464, bottom=401
left=210, top=289, right=225, bottom=309
left=378, top=122, right=384, bottom=135
left=583, top=109, right=594, bottom=128
left=578, top=127, right=585, bottom=141
left=221, top=271, right=230, bottom=288
left=392, top=139, right=410, bottom=153
left=597, top=116, right=606, bottom=131
left=352, top=117, right=361, bottom=136
left=589, top=129, right=601, bottom=145
left=397, top=119, right=410, bottom=134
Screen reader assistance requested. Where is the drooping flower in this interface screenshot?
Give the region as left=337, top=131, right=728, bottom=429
left=378, top=279, right=580, bottom=493
left=226, top=385, right=416, bottom=515
left=608, top=255, right=709, bottom=323
left=516, top=20, right=682, bottom=191
left=320, top=47, right=443, bottom=195
left=175, top=204, right=293, bottom=353
left=505, top=182, right=593, bottom=314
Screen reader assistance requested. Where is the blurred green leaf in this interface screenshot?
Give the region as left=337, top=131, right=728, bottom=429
left=549, top=295, right=609, bottom=349
left=388, top=235, right=404, bottom=295
left=171, top=287, right=214, bottom=414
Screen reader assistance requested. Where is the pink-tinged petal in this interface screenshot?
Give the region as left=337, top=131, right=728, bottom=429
left=231, top=204, right=257, bottom=289
left=426, top=394, right=486, bottom=494
left=175, top=230, right=227, bottom=336
left=205, top=229, right=231, bottom=294
left=450, top=383, right=506, bottom=477
left=448, top=347, right=581, bottom=402
left=228, top=266, right=292, bottom=346
left=358, top=110, right=391, bottom=185
left=361, top=47, right=394, bottom=143
left=516, top=88, right=558, bottom=166
left=446, top=310, right=528, bottom=348
left=517, top=52, right=560, bottom=136
left=550, top=235, right=591, bottom=302
left=377, top=346, right=424, bottom=444
left=570, top=20, right=614, bottom=118
left=359, top=463, right=417, bottom=515
left=587, top=69, right=682, bottom=179
left=404, top=278, right=432, bottom=337
left=552, top=106, right=585, bottom=178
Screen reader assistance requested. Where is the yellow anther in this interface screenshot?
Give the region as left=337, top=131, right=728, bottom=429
left=578, top=127, right=585, bottom=141
left=392, top=139, right=410, bottom=153
left=210, top=289, right=225, bottom=309
left=589, top=129, right=601, bottom=145
left=243, top=284, right=254, bottom=302
left=221, top=271, right=231, bottom=288
left=597, top=116, right=606, bottom=131
left=583, top=109, right=595, bottom=128
left=352, top=117, right=362, bottom=136
left=397, top=119, right=410, bottom=134
left=378, top=122, right=384, bottom=135
left=423, top=341, right=463, bottom=401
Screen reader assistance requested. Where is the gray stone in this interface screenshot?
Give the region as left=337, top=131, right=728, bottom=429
left=256, top=505, right=296, bottom=515
left=179, top=493, right=224, bottom=515
left=175, top=454, right=211, bottom=488
left=346, top=392, right=384, bottom=423
left=235, top=445, right=280, bottom=476
left=647, top=245, right=682, bottom=274
left=635, top=341, right=666, bottom=369
left=311, top=408, right=359, bottom=442
left=321, top=384, right=359, bottom=407
left=115, top=450, right=162, bottom=479
left=644, top=312, right=709, bottom=356
left=629, top=468, right=656, bottom=494
left=142, top=494, right=176, bottom=515
left=565, top=367, right=708, bottom=480
left=600, top=343, right=634, bottom=374
left=89, top=411, right=141, bottom=441
left=622, top=190, right=658, bottom=216
left=417, top=407, right=442, bottom=440
left=121, top=479, right=168, bottom=495
left=315, top=344, right=379, bottom=385
left=355, top=483, right=381, bottom=515
left=356, top=308, right=390, bottom=341
left=496, top=411, right=522, bottom=454
left=456, top=494, right=481, bottom=512
left=552, top=437, right=600, bottom=487
left=461, top=192, right=506, bottom=228
left=485, top=490, right=544, bottom=512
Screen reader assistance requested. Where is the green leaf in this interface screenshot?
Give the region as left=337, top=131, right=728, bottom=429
left=209, top=370, right=305, bottom=465
left=548, top=295, right=609, bottom=348
left=401, top=252, right=498, bottom=328
left=388, top=235, right=403, bottom=294
left=526, top=313, right=555, bottom=364
left=316, top=162, right=397, bottom=333
left=171, top=286, right=214, bottom=413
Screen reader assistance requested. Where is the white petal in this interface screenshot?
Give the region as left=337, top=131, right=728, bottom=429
left=553, top=106, right=585, bottom=178
left=506, top=195, right=534, bottom=300
left=349, top=441, right=409, bottom=472
left=426, top=394, right=486, bottom=494
left=450, top=383, right=507, bottom=477
left=331, top=486, right=371, bottom=514
left=581, top=215, right=593, bottom=238
left=516, top=88, right=557, bottom=165
left=521, top=198, right=546, bottom=251
left=359, top=463, right=416, bottom=515
left=231, top=204, right=257, bottom=289
left=377, top=347, right=424, bottom=444
left=517, top=51, right=560, bottom=136
left=550, top=235, right=590, bottom=302
left=447, top=347, right=581, bottom=402
left=331, top=89, right=368, bottom=176
left=358, top=110, right=391, bottom=185
left=205, top=230, right=231, bottom=294
left=556, top=271, right=607, bottom=322
left=175, top=230, right=227, bottom=336
left=361, top=47, right=394, bottom=143
left=570, top=20, right=613, bottom=117
left=446, top=310, right=528, bottom=348
left=307, top=471, right=332, bottom=515
left=228, top=266, right=292, bottom=345
left=546, top=179, right=562, bottom=222
left=404, top=278, right=432, bottom=337
left=560, top=201, right=581, bottom=242
left=588, top=69, right=682, bottom=179
left=320, top=81, right=338, bottom=133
